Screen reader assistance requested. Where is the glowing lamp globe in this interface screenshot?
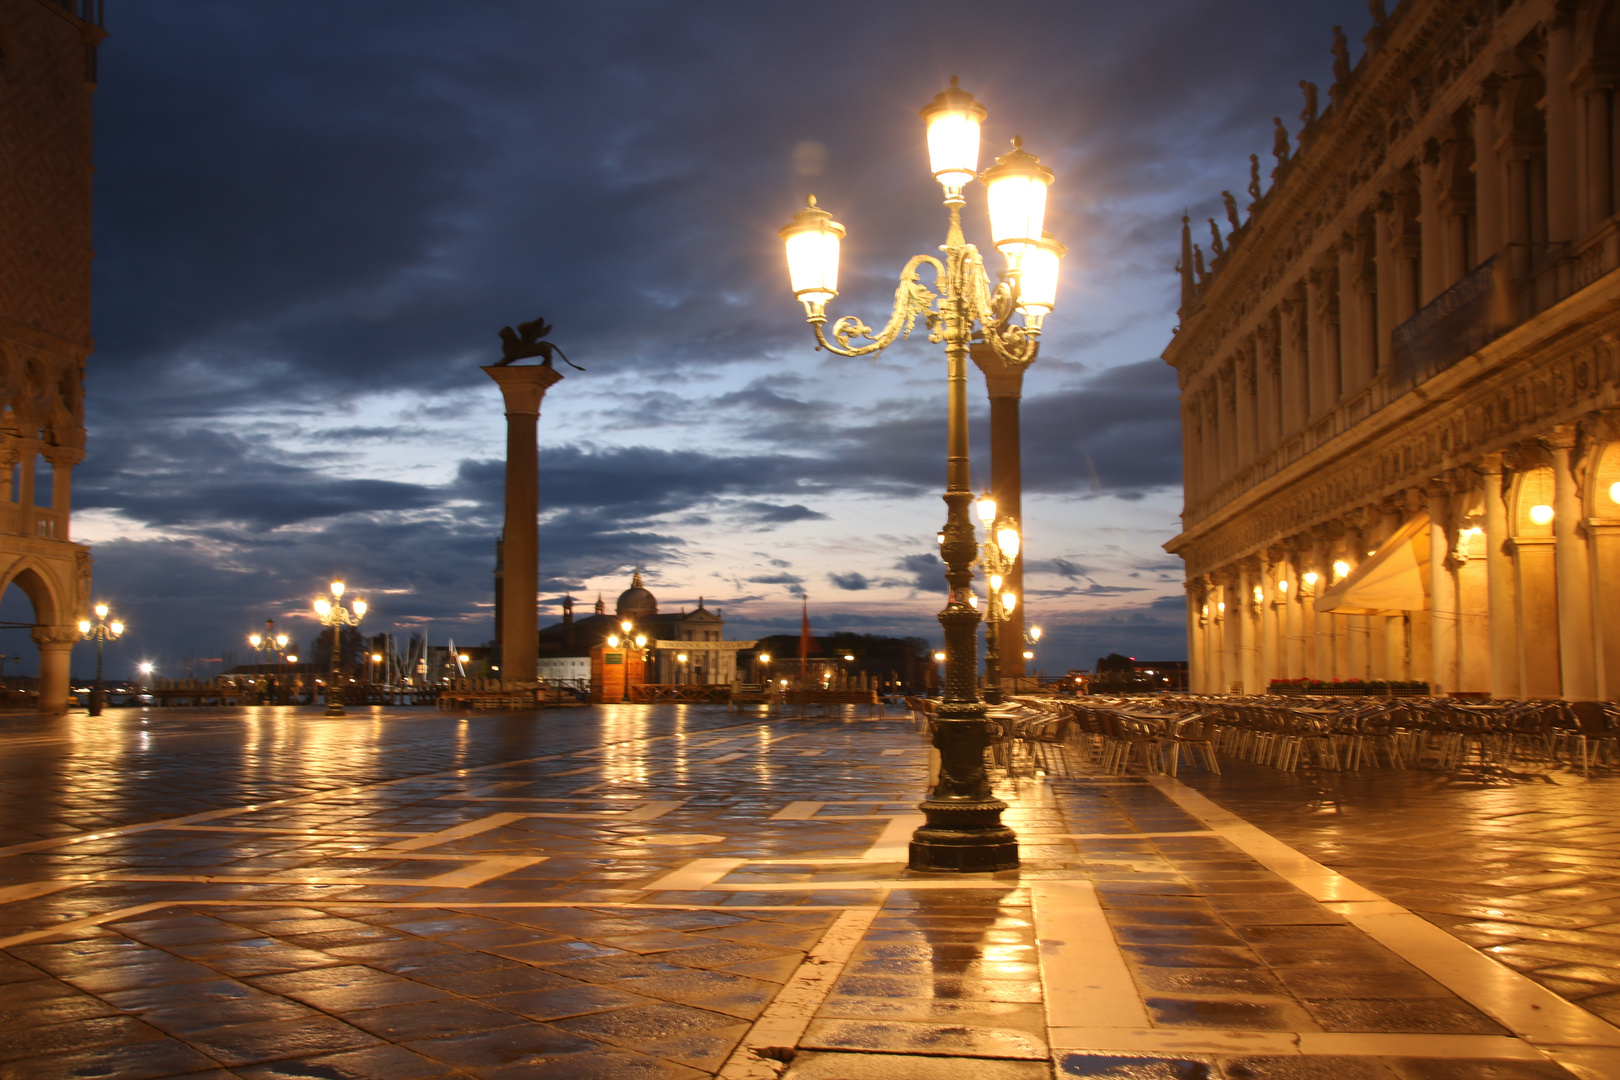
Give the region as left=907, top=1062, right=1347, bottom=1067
left=982, top=137, right=1054, bottom=264
left=330, top=581, right=344, bottom=597
left=919, top=77, right=986, bottom=199
left=1002, top=592, right=1017, bottom=613
left=249, top=634, right=262, bottom=648
left=1017, top=235, right=1066, bottom=331
left=975, top=492, right=996, bottom=525
left=77, top=619, right=90, bottom=634
left=780, top=195, right=845, bottom=316
left=352, top=600, right=366, bottom=617
left=607, top=634, right=619, bottom=648
left=996, top=525, right=1021, bottom=561
left=1529, top=504, right=1554, bottom=525
left=314, top=599, right=331, bottom=617
left=1030, top=626, right=1042, bottom=641
left=109, top=621, right=124, bottom=637
left=94, top=603, right=108, bottom=619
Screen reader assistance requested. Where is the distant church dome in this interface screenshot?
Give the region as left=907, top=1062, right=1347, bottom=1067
left=616, top=570, right=658, bottom=619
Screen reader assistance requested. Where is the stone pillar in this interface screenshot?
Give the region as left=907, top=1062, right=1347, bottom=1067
left=1306, top=270, right=1328, bottom=417
left=1591, top=520, right=1620, bottom=701
left=1374, top=196, right=1397, bottom=376
left=1309, top=532, right=1336, bottom=680
left=1419, top=145, right=1446, bottom=304
left=1344, top=520, right=1369, bottom=680
left=1545, top=15, right=1578, bottom=247
left=1278, top=297, right=1307, bottom=435
left=1280, top=549, right=1305, bottom=679
left=1547, top=427, right=1597, bottom=699
left=34, top=626, right=76, bottom=715
left=1258, top=558, right=1278, bottom=689
left=1234, top=344, right=1257, bottom=469
left=1477, top=454, right=1520, bottom=698
left=1428, top=487, right=1458, bottom=696
left=1186, top=587, right=1205, bottom=693
left=1337, top=237, right=1363, bottom=397
left=44, top=446, right=81, bottom=541
left=1219, top=577, right=1239, bottom=693
left=483, top=363, right=565, bottom=685
left=971, top=346, right=1031, bottom=678
left=1473, top=83, right=1506, bottom=259
left=1238, top=561, right=1261, bottom=694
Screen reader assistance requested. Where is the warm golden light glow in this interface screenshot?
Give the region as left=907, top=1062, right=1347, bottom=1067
left=1252, top=585, right=1264, bottom=603
left=1030, top=625, right=1042, bottom=641
left=458, top=653, right=470, bottom=663
left=1332, top=559, right=1351, bottom=581
left=314, top=598, right=331, bottom=617
left=677, top=653, right=687, bottom=663
left=607, top=634, right=619, bottom=648
left=94, top=603, right=108, bottom=619
left=983, top=137, right=1054, bottom=261
left=286, top=655, right=297, bottom=664
left=1278, top=580, right=1289, bottom=592
left=1022, top=650, right=1034, bottom=659
left=249, top=634, right=262, bottom=647
left=77, top=619, right=90, bottom=634
left=330, top=581, right=344, bottom=597
left=1611, top=481, right=1620, bottom=505
left=759, top=653, right=770, bottom=663
left=1217, top=601, right=1226, bottom=612
left=352, top=599, right=366, bottom=617
left=934, top=651, right=946, bottom=662
left=1016, top=234, right=1065, bottom=327
left=1530, top=503, right=1555, bottom=525
left=780, top=195, right=844, bottom=312
left=1303, top=571, right=1319, bottom=585
left=988, top=573, right=1003, bottom=592
left=968, top=593, right=979, bottom=609
left=634, top=634, right=647, bottom=648
left=1002, top=592, right=1016, bottom=613
left=975, top=492, right=997, bottom=525
left=371, top=654, right=383, bottom=663
left=276, top=634, right=288, bottom=647
left=843, top=653, right=854, bottom=661
left=996, top=525, right=1021, bottom=561
left=920, top=77, right=986, bottom=197
left=109, top=621, right=123, bottom=637
left=621, top=620, right=633, bottom=633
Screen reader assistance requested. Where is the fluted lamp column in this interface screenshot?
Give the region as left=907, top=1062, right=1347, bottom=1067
left=779, top=78, right=1066, bottom=872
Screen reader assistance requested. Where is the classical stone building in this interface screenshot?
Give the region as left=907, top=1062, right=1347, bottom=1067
left=535, top=573, right=754, bottom=687
left=1166, top=0, right=1620, bottom=699
left=0, top=0, right=103, bottom=711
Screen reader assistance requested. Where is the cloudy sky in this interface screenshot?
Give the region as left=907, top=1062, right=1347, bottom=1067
left=40, top=0, right=1376, bottom=679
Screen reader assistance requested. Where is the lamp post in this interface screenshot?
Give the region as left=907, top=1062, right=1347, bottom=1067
left=248, top=619, right=290, bottom=703
left=781, top=78, right=1063, bottom=872
left=78, top=603, right=124, bottom=716
left=313, top=581, right=365, bottom=717
left=974, top=493, right=1022, bottom=705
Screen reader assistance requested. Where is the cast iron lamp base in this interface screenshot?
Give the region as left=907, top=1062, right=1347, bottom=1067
left=909, top=798, right=1019, bottom=871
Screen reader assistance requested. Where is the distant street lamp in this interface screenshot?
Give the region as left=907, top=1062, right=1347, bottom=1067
left=781, top=79, right=1062, bottom=872
left=974, top=493, right=1022, bottom=705
left=78, top=603, right=124, bottom=716
left=313, top=581, right=365, bottom=717
left=248, top=619, right=290, bottom=703
left=371, top=652, right=384, bottom=684
left=677, top=652, right=688, bottom=685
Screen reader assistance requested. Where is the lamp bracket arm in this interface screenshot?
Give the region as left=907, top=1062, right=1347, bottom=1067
left=812, top=254, right=943, bottom=357
left=957, top=245, right=1037, bottom=366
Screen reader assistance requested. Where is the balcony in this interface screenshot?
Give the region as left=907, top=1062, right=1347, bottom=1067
left=1389, top=256, right=1508, bottom=390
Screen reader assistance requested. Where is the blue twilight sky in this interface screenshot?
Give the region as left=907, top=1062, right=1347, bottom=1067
left=33, top=0, right=1377, bottom=679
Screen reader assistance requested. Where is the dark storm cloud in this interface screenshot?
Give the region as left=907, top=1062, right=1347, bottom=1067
left=829, top=572, right=871, bottom=591
left=896, top=552, right=944, bottom=594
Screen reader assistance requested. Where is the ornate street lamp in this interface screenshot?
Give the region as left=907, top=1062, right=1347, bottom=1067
left=780, top=78, right=1064, bottom=872
left=78, top=603, right=124, bottom=716
left=248, top=619, right=290, bottom=704
left=313, top=581, right=365, bottom=717
left=974, top=492, right=1022, bottom=705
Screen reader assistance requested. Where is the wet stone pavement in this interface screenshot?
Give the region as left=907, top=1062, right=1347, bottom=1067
left=0, top=708, right=1617, bottom=1077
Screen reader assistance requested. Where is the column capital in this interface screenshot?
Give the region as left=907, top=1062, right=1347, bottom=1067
left=483, top=364, right=565, bottom=415
left=1541, top=423, right=1579, bottom=453
left=969, top=342, right=1030, bottom=399
left=32, top=626, right=78, bottom=649
left=1476, top=450, right=1505, bottom=476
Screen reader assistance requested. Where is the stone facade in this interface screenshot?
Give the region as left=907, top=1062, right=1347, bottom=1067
left=0, top=0, right=104, bottom=711
left=1165, top=0, right=1620, bottom=698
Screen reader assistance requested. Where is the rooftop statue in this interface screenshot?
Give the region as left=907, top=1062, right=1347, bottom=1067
left=1299, top=80, right=1319, bottom=129
left=1272, top=118, right=1292, bottom=172
left=1249, top=155, right=1263, bottom=203
left=1208, top=219, right=1225, bottom=259
left=494, top=317, right=584, bottom=369
left=1331, top=26, right=1352, bottom=88
left=1368, top=0, right=1386, bottom=25
left=1222, top=191, right=1242, bottom=233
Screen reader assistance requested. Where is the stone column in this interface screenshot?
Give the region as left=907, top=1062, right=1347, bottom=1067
left=1419, top=145, right=1446, bottom=304
left=1258, top=558, right=1278, bottom=689
left=1238, top=561, right=1261, bottom=694
left=1428, top=486, right=1458, bottom=696
left=1337, top=237, right=1364, bottom=396
left=1590, top=519, right=1620, bottom=701
left=1344, top=519, right=1369, bottom=680
left=483, top=363, right=565, bottom=685
left=1546, top=426, right=1597, bottom=699
left=1545, top=14, right=1578, bottom=247
left=1309, top=531, right=1336, bottom=680
left=1186, top=586, right=1205, bottom=693
left=34, top=626, right=76, bottom=715
left=1219, top=577, right=1239, bottom=693
left=971, top=346, right=1031, bottom=678
left=1306, top=270, right=1328, bottom=417
left=1281, top=549, right=1306, bottom=679
left=1234, top=345, right=1257, bottom=469
left=1278, top=297, right=1307, bottom=436
left=1473, top=82, right=1506, bottom=259
left=43, top=446, right=81, bottom=541
left=1477, top=454, right=1520, bottom=698
left=1374, top=195, right=1397, bottom=376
